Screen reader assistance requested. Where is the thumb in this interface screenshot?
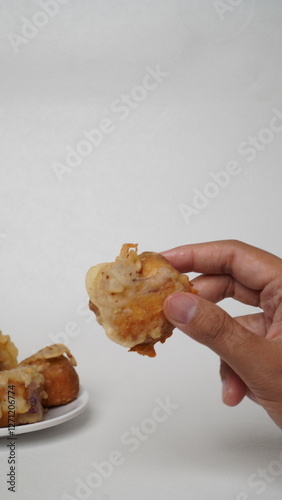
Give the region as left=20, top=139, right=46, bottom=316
left=163, top=292, right=264, bottom=382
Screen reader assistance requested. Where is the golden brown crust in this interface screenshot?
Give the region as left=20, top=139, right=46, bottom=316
left=0, top=366, right=46, bottom=427
left=129, top=331, right=173, bottom=357
left=86, top=244, right=194, bottom=357
left=0, top=332, right=18, bottom=371
left=19, top=345, right=79, bottom=407
left=20, top=344, right=77, bottom=366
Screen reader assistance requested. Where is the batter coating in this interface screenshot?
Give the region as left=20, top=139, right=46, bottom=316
left=19, top=344, right=79, bottom=407
left=0, top=365, right=46, bottom=427
left=0, top=332, right=18, bottom=371
left=86, top=244, right=194, bottom=357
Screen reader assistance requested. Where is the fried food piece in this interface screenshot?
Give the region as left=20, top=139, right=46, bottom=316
left=0, top=365, right=46, bottom=427
left=86, top=244, right=194, bottom=357
left=19, top=344, right=79, bottom=407
left=0, top=331, right=18, bottom=371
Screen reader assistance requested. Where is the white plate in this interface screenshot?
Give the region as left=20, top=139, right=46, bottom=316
left=0, top=385, right=89, bottom=437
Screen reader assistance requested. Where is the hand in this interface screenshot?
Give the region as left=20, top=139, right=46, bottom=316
left=162, top=240, right=282, bottom=429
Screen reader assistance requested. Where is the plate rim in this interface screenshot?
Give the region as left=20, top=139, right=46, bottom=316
left=0, top=385, right=89, bottom=438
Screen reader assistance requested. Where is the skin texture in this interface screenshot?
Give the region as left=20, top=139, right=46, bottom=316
left=162, top=240, right=282, bottom=429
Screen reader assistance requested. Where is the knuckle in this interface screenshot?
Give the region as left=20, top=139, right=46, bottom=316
left=260, top=278, right=282, bottom=317
left=223, top=276, right=235, bottom=298
left=198, top=308, right=231, bottom=347
left=225, top=239, right=241, bottom=247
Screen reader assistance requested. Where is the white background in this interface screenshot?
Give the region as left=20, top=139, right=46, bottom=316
left=0, top=1, right=282, bottom=499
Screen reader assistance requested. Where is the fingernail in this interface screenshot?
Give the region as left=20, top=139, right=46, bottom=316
left=166, top=293, right=198, bottom=324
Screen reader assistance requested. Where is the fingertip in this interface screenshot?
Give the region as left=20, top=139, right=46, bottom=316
left=163, top=292, right=198, bottom=325
left=222, top=379, right=247, bottom=407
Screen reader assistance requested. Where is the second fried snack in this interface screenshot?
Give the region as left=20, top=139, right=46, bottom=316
left=20, top=344, right=79, bottom=407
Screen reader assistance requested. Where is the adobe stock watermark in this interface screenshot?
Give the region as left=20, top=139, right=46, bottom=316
left=25, top=302, right=93, bottom=356
left=0, top=233, right=7, bottom=243
left=47, top=301, right=94, bottom=346
left=51, top=64, right=169, bottom=182
left=61, top=396, right=179, bottom=500
left=179, top=108, right=282, bottom=225
left=235, top=450, right=282, bottom=499
left=7, top=0, right=70, bottom=54
left=6, top=385, right=18, bottom=493
left=26, top=301, right=95, bottom=357
left=213, top=0, right=246, bottom=22
left=178, top=0, right=254, bottom=42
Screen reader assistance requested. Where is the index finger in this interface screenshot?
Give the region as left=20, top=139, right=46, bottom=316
left=161, top=240, right=282, bottom=291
